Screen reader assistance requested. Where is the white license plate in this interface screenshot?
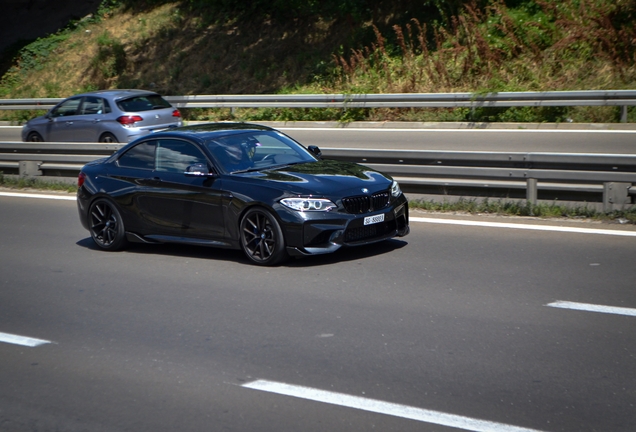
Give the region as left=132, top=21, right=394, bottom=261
left=364, top=213, right=385, bottom=226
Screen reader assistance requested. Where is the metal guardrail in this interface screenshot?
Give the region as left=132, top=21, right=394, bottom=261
left=1, top=142, right=634, bottom=211
left=1, top=90, right=635, bottom=121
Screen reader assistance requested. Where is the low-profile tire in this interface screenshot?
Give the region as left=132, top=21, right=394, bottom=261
left=88, top=198, right=128, bottom=251
left=240, top=207, right=288, bottom=266
left=26, top=131, right=43, bottom=142
left=99, top=132, right=118, bottom=143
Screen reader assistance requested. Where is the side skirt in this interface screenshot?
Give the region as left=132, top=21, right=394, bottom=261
left=126, top=232, right=235, bottom=248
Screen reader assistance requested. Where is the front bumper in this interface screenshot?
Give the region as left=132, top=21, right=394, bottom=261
left=283, top=195, right=409, bottom=257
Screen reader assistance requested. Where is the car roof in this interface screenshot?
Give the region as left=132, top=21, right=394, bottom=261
left=73, top=89, right=160, bottom=100
left=150, top=123, right=277, bottom=141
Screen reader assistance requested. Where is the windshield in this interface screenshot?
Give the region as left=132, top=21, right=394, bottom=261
left=205, top=131, right=317, bottom=173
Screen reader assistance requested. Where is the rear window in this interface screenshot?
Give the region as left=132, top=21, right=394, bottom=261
left=117, top=95, right=172, bottom=113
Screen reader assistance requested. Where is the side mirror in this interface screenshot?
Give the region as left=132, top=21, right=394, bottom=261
left=308, top=145, right=322, bottom=159
left=185, top=163, right=215, bottom=177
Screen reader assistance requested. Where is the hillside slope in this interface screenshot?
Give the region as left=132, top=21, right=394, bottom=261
left=1, top=0, right=634, bottom=123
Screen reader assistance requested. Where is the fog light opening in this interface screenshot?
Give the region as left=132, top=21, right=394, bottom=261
left=329, top=230, right=344, bottom=244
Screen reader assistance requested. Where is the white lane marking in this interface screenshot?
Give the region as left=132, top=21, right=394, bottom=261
left=547, top=301, right=636, bottom=317
left=278, top=127, right=636, bottom=134
left=242, top=380, right=545, bottom=432
left=411, top=217, right=636, bottom=237
left=2, top=191, right=634, bottom=237
left=0, top=331, right=51, bottom=347
left=0, top=191, right=76, bottom=201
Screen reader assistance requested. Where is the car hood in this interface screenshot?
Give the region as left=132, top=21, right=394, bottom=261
left=238, top=159, right=393, bottom=196
left=25, top=114, right=47, bottom=125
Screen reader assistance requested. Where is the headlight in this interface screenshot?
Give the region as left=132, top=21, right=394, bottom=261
left=391, top=180, right=402, bottom=197
left=280, top=197, right=336, bottom=212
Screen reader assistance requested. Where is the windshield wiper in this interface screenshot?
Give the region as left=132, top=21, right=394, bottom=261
left=270, top=161, right=308, bottom=170
left=232, top=161, right=308, bottom=174
left=230, top=167, right=262, bottom=174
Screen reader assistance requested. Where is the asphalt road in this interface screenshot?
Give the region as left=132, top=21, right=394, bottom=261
left=1, top=192, right=635, bottom=431
left=2, top=125, right=636, bottom=153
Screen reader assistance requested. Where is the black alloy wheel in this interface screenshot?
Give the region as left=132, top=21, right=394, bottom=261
left=88, top=199, right=128, bottom=251
left=99, top=132, right=118, bottom=143
left=240, top=207, right=288, bottom=265
left=26, top=132, right=43, bottom=142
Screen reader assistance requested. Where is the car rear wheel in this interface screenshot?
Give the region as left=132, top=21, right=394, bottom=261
left=26, top=132, right=43, bottom=142
left=240, top=207, right=288, bottom=266
left=99, top=132, right=118, bottom=143
left=88, top=199, right=128, bottom=251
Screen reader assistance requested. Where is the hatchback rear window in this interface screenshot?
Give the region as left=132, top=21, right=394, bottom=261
left=117, top=95, right=172, bottom=112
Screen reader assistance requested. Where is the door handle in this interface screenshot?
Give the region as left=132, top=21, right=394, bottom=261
left=137, top=177, right=161, bottom=186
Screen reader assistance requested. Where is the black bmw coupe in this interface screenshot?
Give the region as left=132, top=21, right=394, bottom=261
left=77, top=123, right=409, bottom=265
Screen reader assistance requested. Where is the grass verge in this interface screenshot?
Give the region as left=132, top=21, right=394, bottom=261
left=409, top=197, right=636, bottom=224
left=0, top=173, right=78, bottom=193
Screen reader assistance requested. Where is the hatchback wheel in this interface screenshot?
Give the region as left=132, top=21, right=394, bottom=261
left=240, top=208, right=288, bottom=266
left=99, top=132, right=118, bottom=143
left=88, top=199, right=128, bottom=251
left=26, top=132, right=43, bottom=142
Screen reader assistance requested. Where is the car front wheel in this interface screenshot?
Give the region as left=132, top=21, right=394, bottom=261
left=240, top=207, right=288, bottom=266
left=26, top=132, right=43, bottom=142
left=88, top=199, right=128, bottom=251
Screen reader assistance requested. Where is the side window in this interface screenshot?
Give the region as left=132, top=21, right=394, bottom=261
left=156, top=139, right=208, bottom=173
left=50, top=98, right=81, bottom=118
left=79, top=96, right=105, bottom=115
left=117, top=141, right=156, bottom=170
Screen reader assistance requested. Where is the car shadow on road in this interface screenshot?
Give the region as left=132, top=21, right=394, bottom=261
left=76, top=237, right=408, bottom=267
left=284, top=239, right=409, bottom=268
left=76, top=236, right=248, bottom=263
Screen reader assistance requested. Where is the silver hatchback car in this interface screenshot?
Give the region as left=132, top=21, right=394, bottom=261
left=22, top=89, right=183, bottom=143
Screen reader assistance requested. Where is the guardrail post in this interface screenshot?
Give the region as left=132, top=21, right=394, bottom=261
left=621, top=106, right=628, bottom=123
left=603, top=182, right=632, bottom=212
left=19, top=161, right=42, bottom=177
left=526, top=178, right=538, bottom=205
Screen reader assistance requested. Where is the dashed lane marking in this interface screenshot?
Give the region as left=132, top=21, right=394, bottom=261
left=0, top=331, right=51, bottom=347
left=242, top=379, right=545, bottom=432
left=546, top=301, right=636, bottom=317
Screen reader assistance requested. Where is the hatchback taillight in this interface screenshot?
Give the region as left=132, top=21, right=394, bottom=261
left=116, top=115, right=143, bottom=125
left=172, top=109, right=181, bottom=118
left=78, top=172, right=86, bottom=188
